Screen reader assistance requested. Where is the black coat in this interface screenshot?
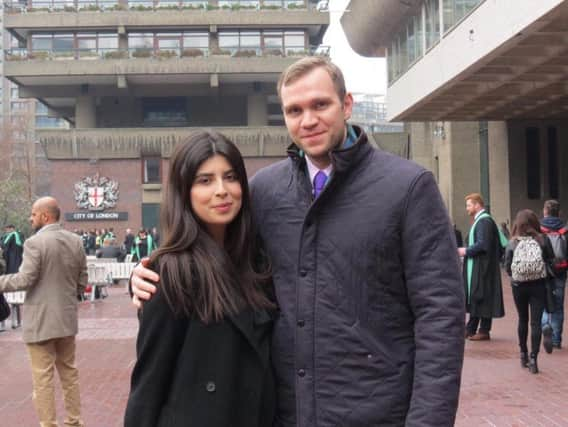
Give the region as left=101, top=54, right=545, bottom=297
left=2, top=232, right=23, bottom=274
left=250, top=127, right=465, bottom=426
left=464, top=216, right=505, bottom=318
left=124, top=282, right=275, bottom=427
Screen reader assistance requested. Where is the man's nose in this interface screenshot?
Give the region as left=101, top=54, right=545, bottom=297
left=301, top=109, right=318, bottom=127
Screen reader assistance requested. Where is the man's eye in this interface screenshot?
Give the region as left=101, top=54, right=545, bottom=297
left=286, top=107, right=301, bottom=116
left=315, top=101, right=328, bottom=109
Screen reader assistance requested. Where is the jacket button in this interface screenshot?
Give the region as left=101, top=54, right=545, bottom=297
left=298, top=369, right=306, bottom=377
left=300, top=270, right=307, bottom=277
left=297, top=319, right=305, bottom=327
left=205, top=381, right=216, bottom=392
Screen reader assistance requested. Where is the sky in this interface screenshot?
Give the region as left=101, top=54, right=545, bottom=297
left=322, top=0, right=387, bottom=96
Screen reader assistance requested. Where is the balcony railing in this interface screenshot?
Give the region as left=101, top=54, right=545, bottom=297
left=4, top=0, right=313, bottom=13
left=4, top=45, right=329, bottom=61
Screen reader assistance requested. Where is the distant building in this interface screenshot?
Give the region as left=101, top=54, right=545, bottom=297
left=350, top=93, right=403, bottom=134
left=342, top=0, right=568, bottom=232
left=2, top=0, right=329, bottom=232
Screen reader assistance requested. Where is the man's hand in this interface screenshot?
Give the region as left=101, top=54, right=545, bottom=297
left=131, top=257, right=159, bottom=309
left=457, top=247, right=466, bottom=257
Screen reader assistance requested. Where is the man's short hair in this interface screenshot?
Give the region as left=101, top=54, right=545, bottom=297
left=465, top=193, right=485, bottom=207
left=277, top=56, right=347, bottom=103
left=544, top=199, right=560, bottom=217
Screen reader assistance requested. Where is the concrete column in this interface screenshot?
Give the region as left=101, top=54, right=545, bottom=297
left=448, top=121, right=481, bottom=233
left=247, top=94, right=268, bottom=126
left=75, top=96, right=96, bottom=128
left=408, top=122, right=434, bottom=172
left=488, top=121, right=511, bottom=226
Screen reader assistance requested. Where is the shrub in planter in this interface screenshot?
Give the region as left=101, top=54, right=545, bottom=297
left=264, top=48, right=282, bottom=57
left=233, top=49, right=257, bottom=58
left=132, top=49, right=153, bottom=58
left=28, top=51, right=50, bottom=60
left=155, top=50, right=178, bottom=59
left=210, top=48, right=231, bottom=56
left=104, top=50, right=127, bottom=59
left=181, top=48, right=204, bottom=58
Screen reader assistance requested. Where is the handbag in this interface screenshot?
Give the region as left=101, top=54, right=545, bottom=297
left=0, top=293, right=10, bottom=322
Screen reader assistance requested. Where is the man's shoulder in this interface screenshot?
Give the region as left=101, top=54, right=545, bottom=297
left=250, top=158, right=292, bottom=190
left=367, top=148, right=429, bottom=182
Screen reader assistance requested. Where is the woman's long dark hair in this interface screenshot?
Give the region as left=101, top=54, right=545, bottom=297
left=150, top=130, right=272, bottom=323
left=511, top=209, right=545, bottom=245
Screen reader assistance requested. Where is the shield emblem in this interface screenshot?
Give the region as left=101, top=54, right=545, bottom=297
left=88, top=186, right=105, bottom=208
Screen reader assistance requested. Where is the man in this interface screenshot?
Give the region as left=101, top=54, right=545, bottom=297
left=131, top=228, right=155, bottom=262
left=1, top=224, right=25, bottom=329
left=0, top=197, right=87, bottom=427
left=123, top=228, right=135, bottom=255
left=540, top=199, right=567, bottom=349
left=96, top=237, right=125, bottom=261
left=131, top=57, right=465, bottom=426
left=458, top=193, right=505, bottom=340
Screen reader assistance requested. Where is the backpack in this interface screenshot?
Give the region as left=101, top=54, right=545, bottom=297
left=511, top=237, right=547, bottom=282
left=541, top=226, right=568, bottom=273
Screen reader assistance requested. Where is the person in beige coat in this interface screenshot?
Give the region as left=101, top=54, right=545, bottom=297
left=0, top=197, right=87, bottom=427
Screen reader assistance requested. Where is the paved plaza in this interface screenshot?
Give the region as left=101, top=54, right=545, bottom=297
left=1, top=278, right=568, bottom=427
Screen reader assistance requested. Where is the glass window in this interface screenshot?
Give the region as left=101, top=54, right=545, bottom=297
left=143, top=158, right=161, bottom=184
left=240, top=31, right=261, bottom=49
left=98, top=33, right=118, bottom=51
left=219, top=32, right=239, bottom=50
left=31, top=34, right=52, bottom=51
left=142, top=98, right=187, bottom=127
left=36, top=102, right=49, bottom=114
left=183, top=32, right=208, bottom=49
left=425, top=0, right=440, bottom=49
left=53, top=33, right=74, bottom=52
left=285, top=31, right=305, bottom=51
left=129, top=33, right=154, bottom=50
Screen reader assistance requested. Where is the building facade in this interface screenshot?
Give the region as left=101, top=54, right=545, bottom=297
left=342, top=0, right=568, bottom=233
left=3, top=0, right=329, bottom=235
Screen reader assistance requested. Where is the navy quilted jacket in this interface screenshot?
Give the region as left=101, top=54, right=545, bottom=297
left=250, top=127, right=465, bottom=427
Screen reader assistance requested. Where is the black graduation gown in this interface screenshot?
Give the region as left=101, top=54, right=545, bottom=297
left=463, top=216, right=505, bottom=318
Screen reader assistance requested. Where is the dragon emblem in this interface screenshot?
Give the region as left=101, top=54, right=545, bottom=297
left=73, top=174, right=119, bottom=211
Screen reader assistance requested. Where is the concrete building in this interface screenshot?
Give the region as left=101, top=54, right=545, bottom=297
left=342, top=0, right=568, bottom=232
left=2, top=0, right=329, bottom=234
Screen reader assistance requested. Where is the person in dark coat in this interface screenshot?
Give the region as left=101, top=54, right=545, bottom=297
left=459, top=193, right=505, bottom=340
left=123, top=228, right=135, bottom=255
left=96, top=238, right=125, bottom=261
left=1, top=225, right=24, bottom=328
left=130, top=58, right=464, bottom=426
left=505, top=209, right=555, bottom=374
left=124, top=131, right=275, bottom=427
left=540, top=199, right=567, bottom=349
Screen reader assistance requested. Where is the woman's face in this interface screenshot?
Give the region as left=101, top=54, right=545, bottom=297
left=190, top=154, right=243, bottom=243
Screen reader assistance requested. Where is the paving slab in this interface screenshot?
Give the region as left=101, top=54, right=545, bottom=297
left=1, top=275, right=567, bottom=427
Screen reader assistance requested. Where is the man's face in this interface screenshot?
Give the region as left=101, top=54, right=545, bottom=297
left=280, top=67, right=353, bottom=168
left=465, top=199, right=481, bottom=217
left=29, top=204, right=45, bottom=232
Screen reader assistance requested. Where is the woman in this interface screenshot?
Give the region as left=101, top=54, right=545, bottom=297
left=124, top=131, right=275, bottom=427
left=505, top=209, right=554, bottom=374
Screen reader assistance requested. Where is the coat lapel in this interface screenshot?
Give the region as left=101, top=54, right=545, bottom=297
left=228, top=309, right=271, bottom=367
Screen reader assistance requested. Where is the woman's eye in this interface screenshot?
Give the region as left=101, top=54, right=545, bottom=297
left=196, top=177, right=210, bottom=185
left=225, top=173, right=238, bottom=181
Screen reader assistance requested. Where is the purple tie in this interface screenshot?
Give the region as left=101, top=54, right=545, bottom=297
left=313, top=171, right=328, bottom=198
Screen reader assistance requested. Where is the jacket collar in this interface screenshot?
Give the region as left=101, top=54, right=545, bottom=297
left=36, top=223, right=61, bottom=235
left=286, top=124, right=373, bottom=176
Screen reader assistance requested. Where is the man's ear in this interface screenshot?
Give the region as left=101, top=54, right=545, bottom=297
left=343, top=92, right=354, bottom=121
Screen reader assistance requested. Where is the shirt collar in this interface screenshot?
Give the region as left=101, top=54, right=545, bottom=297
left=474, top=209, right=486, bottom=220
left=304, top=124, right=357, bottom=185
left=305, top=155, right=333, bottom=186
